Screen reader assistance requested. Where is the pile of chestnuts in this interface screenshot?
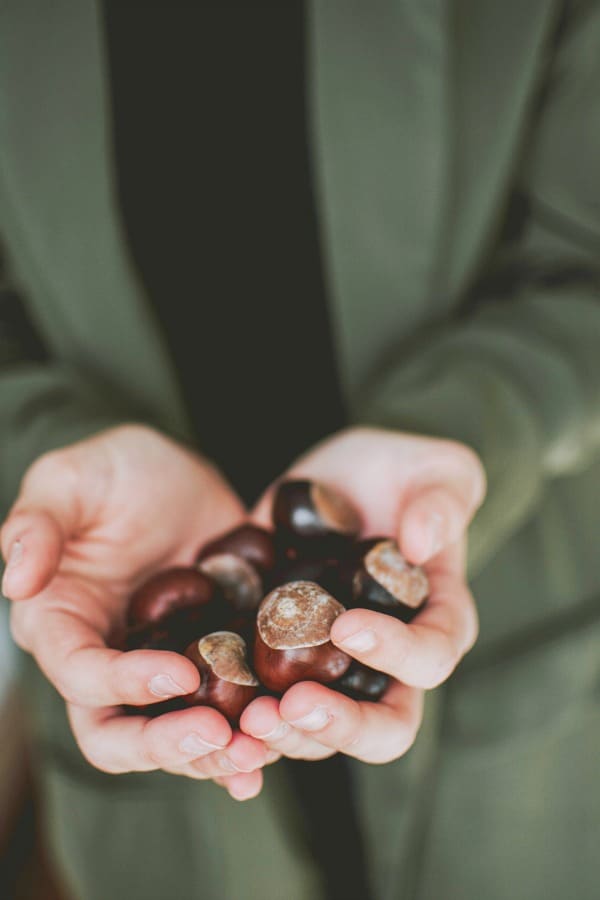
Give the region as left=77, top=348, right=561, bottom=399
left=114, top=480, right=429, bottom=723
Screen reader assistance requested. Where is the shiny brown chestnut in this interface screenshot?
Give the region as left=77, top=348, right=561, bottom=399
left=273, top=481, right=361, bottom=558
left=198, top=553, right=263, bottom=614
left=351, top=539, right=429, bottom=622
left=337, top=663, right=390, bottom=702
left=196, top=524, right=275, bottom=575
left=268, top=556, right=347, bottom=603
left=124, top=602, right=224, bottom=654
left=254, top=581, right=351, bottom=693
left=183, top=632, right=259, bottom=723
left=128, top=567, right=216, bottom=627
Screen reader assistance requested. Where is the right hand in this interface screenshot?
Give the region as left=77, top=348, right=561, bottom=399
left=1, top=424, right=272, bottom=800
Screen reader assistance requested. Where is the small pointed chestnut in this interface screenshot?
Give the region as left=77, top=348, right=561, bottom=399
left=254, top=581, right=351, bottom=693
left=351, top=539, right=429, bottom=622
left=198, top=553, right=263, bottom=613
left=128, top=567, right=216, bottom=627
left=273, top=481, right=361, bottom=558
left=183, top=631, right=259, bottom=723
left=337, top=663, right=390, bottom=702
left=196, top=524, right=275, bottom=575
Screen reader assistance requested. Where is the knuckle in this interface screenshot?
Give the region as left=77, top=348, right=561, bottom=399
left=58, top=649, right=93, bottom=704
left=55, top=675, right=85, bottom=706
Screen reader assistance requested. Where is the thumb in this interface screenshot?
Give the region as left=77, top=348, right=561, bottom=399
left=398, top=482, right=482, bottom=568
left=1, top=452, right=81, bottom=600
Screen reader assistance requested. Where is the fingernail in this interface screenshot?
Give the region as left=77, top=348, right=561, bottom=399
left=218, top=755, right=243, bottom=774
left=179, top=733, right=226, bottom=755
left=148, top=674, right=189, bottom=698
left=254, top=722, right=290, bottom=741
left=429, top=512, right=445, bottom=558
left=339, top=629, right=377, bottom=653
left=6, top=540, right=24, bottom=570
left=289, top=706, right=331, bottom=731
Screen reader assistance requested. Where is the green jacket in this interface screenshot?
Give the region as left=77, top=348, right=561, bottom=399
left=1, top=1, right=599, bottom=898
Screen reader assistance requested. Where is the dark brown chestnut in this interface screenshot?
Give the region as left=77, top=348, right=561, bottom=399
left=254, top=581, right=351, bottom=693
left=128, top=567, right=216, bottom=627
left=337, top=663, right=390, bottom=702
left=268, top=556, right=347, bottom=604
left=196, top=524, right=275, bottom=575
left=351, top=539, right=429, bottom=622
left=197, top=553, right=263, bottom=613
left=183, top=632, right=259, bottom=723
left=273, top=480, right=361, bottom=558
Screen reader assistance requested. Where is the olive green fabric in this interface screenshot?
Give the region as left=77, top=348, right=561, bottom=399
left=1, top=1, right=599, bottom=898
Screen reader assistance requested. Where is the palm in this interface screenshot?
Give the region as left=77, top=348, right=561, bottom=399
left=3, top=426, right=269, bottom=798
left=7, top=425, right=246, bottom=693
left=51, top=427, right=244, bottom=613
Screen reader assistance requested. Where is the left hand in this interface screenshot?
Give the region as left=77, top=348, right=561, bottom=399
left=240, top=426, right=485, bottom=764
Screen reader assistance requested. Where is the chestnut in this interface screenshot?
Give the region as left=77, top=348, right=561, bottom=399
left=196, top=524, right=275, bottom=575
left=198, top=553, right=263, bottom=613
left=337, top=663, right=390, bottom=702
left=183, top=632, right=259, bottom=723
left=128, top=567, right=216, bottom=627
left=273, top=480, right=361, bottom=558
left=351, top=539, right=429, bottom=622
left=254, top=581, right=351, bottom=693
left=268, top=556, right=347, bottom=603
left=118, top=602, right=219, bottom=653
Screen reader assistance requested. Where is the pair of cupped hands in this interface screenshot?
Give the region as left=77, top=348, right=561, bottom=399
left=1, top=424, right=485, bottom=801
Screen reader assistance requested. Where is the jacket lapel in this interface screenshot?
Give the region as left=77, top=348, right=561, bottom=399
left=0, top=0, right=189, bottom=434
left=441, top=0, right=559, bottom=300
left=309, top=0, right=451, bottom=395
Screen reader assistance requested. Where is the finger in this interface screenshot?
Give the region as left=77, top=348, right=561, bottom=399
left=1, top=451, right=84, bottom=600
left=68, top=704, right=232, bottom=774
left=1, top=509, right=64, bottom=600
left=176, top=766, right=265, bottom=801
left=240, top=695, right=336, bottom=761
left=279, top=680, right=424, bottom=763
left=250, top=433, right=485, bottom=562
left=398, top=485, right=475, bottom=566
left=188, top=732, right=269, bottom=777
left=12, top=592, right=200, bottom=706
left=219, top=770, right=264, bottom=801
left=330, top=574, right=479, bottom=689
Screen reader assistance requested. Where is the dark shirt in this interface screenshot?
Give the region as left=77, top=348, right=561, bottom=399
left=102, top=4, right=371, bottom=898
left=103, top=0, right=346, bottom=506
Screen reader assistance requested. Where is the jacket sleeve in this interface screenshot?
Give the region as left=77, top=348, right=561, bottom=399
left=354, top=1, right=600, bottom=571
left=0, top=286, right=129, bottom=518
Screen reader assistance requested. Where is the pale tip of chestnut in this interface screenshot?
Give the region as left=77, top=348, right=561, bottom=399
left=197, top=553, right=263, bottom=612
left=310, top=482, right=362, bottom=536
left=196, top=632, right=258, bottom=686
left=257, top=580, right=345, bottom=649
left=360, top=539, right=429, bottom=608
